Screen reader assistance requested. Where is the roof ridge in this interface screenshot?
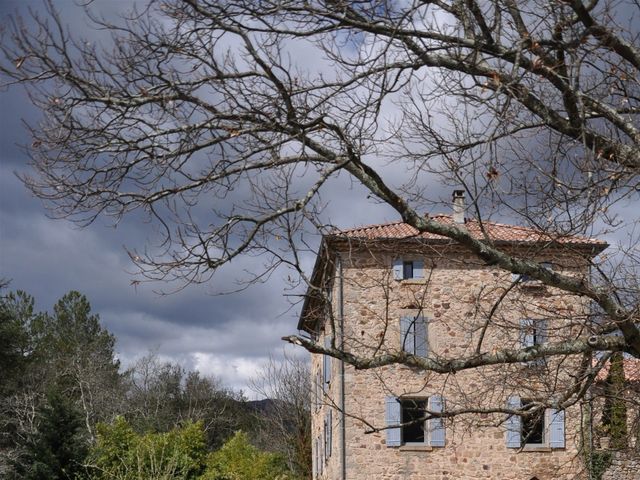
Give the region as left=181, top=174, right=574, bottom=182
left=333, top=219, right=409, bottom=234
left=328, top=215, right=607, bottom=248
left=335, top=216, right=604, bottom=244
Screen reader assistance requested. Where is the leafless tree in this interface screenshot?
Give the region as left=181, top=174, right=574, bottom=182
left=1, top=0, right=639, bottom=442
left=125, top=351, right=247, bottom=448
left=250, top=353, right=311, bottom=478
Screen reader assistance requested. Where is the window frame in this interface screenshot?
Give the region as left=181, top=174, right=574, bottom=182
left=521, top=401, right=546, bottom=448
left=401, top=398, right=428, bottom=445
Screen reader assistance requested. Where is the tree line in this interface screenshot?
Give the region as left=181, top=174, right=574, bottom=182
left=0, top=289, right=311, bottom=479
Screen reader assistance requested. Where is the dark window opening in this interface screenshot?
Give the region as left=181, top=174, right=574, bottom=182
left=522, top=401, right=545, bottom=445
left=403, top=261, right=414, bottom=280
left=401, top=399, right=426, bottom=443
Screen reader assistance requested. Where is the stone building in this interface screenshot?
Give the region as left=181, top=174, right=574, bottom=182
left=299, top=191, right=609, bottom=480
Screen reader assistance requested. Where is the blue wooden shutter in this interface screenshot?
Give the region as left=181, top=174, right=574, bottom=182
left=385, top=396, right=401, bottom=447
left=549, top=409, right=565, bottom=448
left=323, top=337, right=331, bottom=387
left=534, top=320, right=548, bottom=366
left=506, top=395, right=522, bottom=448
left=400, top=316, right=414, bottom=353
left=429, top=394, right=445, bottom=447
left=520, top=319, right=535, bottom=348
left=413, top=260, right=424, bottom=279
left=415, top=317, right=428, bottom=358
left=393, top=258, right=403, bottom=280
left=537, top=320, right=548, bottom=345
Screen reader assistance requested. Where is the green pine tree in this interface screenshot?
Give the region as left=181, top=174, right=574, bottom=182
left=601, top=351, right=628, bottom=450
left=11, top=390, right=89, bottom=480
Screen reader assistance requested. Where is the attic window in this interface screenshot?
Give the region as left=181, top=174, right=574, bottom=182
left=512, top=262, right=553, bottom=284
left=393, top=258, right=424, bottom=280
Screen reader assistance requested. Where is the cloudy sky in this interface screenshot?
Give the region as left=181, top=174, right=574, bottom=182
left=2, top=1, right=637, bottom=394
left=0, top=0, right=404, bottom=394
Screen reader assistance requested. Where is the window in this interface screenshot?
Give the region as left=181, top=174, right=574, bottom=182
left=513, top=261, right=553, bottom=283
left=385, top=395, right=445, bottom=447
left=400, top=316, right=428, bottom=357
left=519, top=319, right=547, bottom=366
left=393, top=258, right=424, bottom=280
left=505, top=395, right=565, bottom=449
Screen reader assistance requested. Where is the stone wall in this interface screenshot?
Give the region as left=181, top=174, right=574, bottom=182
left=601, top=452, right=640, bottom=480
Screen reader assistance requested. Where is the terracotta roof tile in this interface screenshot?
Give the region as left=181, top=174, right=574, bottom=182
left=331, top=215, right=607, bottom=248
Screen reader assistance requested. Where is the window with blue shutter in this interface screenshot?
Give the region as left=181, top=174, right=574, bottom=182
left=400, top=316, right=428, bottom=357
left=385, top=396, right=446, bottom=447
left=393, top=258, right=424, bottom=280
left=505, top=396, right=564, bottom=449
left=505, top=395, right=522, bottom=448
left=385, top=396, right=402, bottom=447
left=429, top=395, right=446, bottom=447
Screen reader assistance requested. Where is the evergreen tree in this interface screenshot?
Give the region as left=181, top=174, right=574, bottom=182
left=0, top=290, right=40, bottom=395
left=36, top=291, right=124, bottom=438
left=602, top=351, right=628, bottom=450
left=10, top=391, right=88, bottom=480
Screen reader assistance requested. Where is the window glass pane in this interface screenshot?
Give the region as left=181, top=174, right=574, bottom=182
left=403, top=261, right=414, bottom=279
left=522, top=401, right=545, bottom=445
left=401, top=399, right=426, bottom=443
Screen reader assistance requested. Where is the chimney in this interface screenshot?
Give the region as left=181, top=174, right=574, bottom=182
left=452, top=190, right=465, bottom=224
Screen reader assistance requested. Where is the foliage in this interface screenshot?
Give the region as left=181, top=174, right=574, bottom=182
left=589, top=450, right=613, bottom=480
left=0, top=290, right=310, bottom=477
left=0, top=291, right=41, bottom=395
left=203, top=431, right=294, bottom=480
left=0, top=290, right=125, bottom=475
left=88, top=417, right=208, bottom=480
left=89, top=421, right=295, bottom=480
left=9, top=390, right=89, bottom=480
left=124, top=352, right=253, bottom=450
left=601, top=352, right=628, bottom=450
